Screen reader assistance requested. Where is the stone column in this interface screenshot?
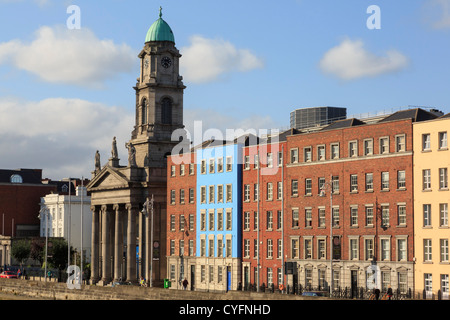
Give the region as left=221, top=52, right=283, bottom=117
left=122, top=211, right=128, bottom=280
left=90, top=206, right=100, bottom=284
left=145, top=211, right=150, bottom=285
left=126, top=203, right=137, bottom=283
left=139, top=210, right=143, bottom=279
left=109, top=208, right=115, bottom=279
left=101, top=205, right=111, bottom=284
left=113, top=204, right=123, bottom=282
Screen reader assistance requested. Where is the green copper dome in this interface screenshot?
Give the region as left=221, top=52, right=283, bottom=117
left=145, top=7, right=175, bottom=43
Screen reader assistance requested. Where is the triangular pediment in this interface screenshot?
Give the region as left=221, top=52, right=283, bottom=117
left=348, top=264, right=360, bottom=270
left=380, top=265, right=392, bottom=272
left=396, top=266, right=410, bottom=272
left=87, top=166, right=129, bottom=191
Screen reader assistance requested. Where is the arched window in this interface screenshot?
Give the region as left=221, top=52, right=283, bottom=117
left=161, top=97, right=172, bottom=125
left=10, top=174, right=23, bottom=184
left=141, top=98, right=147, bottom=125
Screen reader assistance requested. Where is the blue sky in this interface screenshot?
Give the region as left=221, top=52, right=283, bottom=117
left=0, top=0, right=449, bottom=179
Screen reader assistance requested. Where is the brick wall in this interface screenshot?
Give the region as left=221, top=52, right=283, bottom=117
left=0, top=184, right=56, bottom=237
left=166, top=152, right=197, bottom=257
left=242, top=142, right=287, bottom=287
left=284, top=119, right=414, bottom=264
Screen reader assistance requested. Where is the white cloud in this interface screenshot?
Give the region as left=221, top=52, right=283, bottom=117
left=425, top=0, right=450, bottom=29
left=0, top=25, right=135, bottom=87
left=0, top=0, right=49, bottom=5
left=319, top=38, right=408, bottom=80
left=183, top=107, right=281, bottom=147
left=0, top=97, right=284, bottom=179
left=180, top=35, right=264, bottom=83
left=0, top=97, right=133, bottom=179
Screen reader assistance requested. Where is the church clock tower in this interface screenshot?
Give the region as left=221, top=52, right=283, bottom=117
left=87, top=8, right=186, bottom=287
left=131, top=7, right=187, bottom=168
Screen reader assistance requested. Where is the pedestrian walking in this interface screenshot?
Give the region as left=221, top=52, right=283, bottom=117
left=387, top=285, right=393, bottom=300
left=182, top=278, right=188, bottom=290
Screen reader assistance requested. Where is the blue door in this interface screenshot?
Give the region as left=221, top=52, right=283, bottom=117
left=227, top=268, right=231, bottom=291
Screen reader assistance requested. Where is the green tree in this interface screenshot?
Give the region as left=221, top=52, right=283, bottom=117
left=30, top=238, right=45, bottom=266
left=48, top=238, right=68, bottom=271
left=11, top=239, right=30, bottom=267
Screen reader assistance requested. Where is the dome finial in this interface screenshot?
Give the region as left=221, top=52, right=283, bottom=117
left=145, top=6, right=175, bottom=43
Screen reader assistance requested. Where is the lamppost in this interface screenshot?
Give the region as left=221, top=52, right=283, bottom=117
left=256, top=148, right=260, bottom=293
left=80, top=178, right=84, bottom=285
left=142, top=195, right=154, bottom=287
left=68, top=179, right=71, bottom=269
left=319, top=177, right=333, bottom=296
left=38, top=207, right=49, bottom=282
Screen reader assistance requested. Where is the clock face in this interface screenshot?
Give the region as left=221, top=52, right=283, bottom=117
left=161, top=56, right=172, bottom=69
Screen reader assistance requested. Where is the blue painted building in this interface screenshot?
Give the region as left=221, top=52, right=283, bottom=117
left=195, top=141, right=242, bottom=291
left=196, top=141, right=242, bottom=257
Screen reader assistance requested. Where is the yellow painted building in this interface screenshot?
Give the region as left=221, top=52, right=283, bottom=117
left=414, top=114, right=450, bottom=298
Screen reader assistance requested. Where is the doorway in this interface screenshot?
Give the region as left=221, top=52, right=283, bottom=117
left=190, top=265, right=195, bottom=291
left=244, top=266, right=249, bottom=290
left=351, top=270, right=358, bottom=298
left=227, top=266, right=231, bottom=291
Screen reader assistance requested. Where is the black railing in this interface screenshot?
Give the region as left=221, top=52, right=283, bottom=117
left=412, top=289, right=450, bottom=300
left=242, top=282, right=413, bottom=300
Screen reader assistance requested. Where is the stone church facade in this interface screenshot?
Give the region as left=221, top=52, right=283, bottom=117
left=87, top=9, right=188, bottom=286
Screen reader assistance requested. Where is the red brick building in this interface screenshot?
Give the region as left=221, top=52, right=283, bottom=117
left=0, top=169, right=57, bottom=238
left=166, top=152, right=197, bottom=289
left=283, top=112, right=423, bottom=295
left=0, top=169, right=57, bottom=266
left=241, top=132, right=290, bottom=291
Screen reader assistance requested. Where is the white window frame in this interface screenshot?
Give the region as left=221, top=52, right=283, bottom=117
left=439, top=131, right=448, bottom=150
left=422, top=133, right=431, bottom=151
left=304, top=146, right=312, bottom=162
left=423, top=169, right=431, bottom=190
left=381, top=171, right=390, bottom=190
left=226, top=156, right=233, bottom=172
left=348, top=140, right=357, bottom=158
left=350, top=174, right=358, bottom=192
left=440, top=168, right=448, bottom=190
left=201, top=159, right=206, bottom=174
left=331, top=143, right=339, bottom=159
left=379, top=136, right=389, bottom=154
left=395, top=134, right=406, bottom=152
left=317, top=145, right=326, bottom=161
left=363, top=138, right=373, bottom=156
left=290, top=148, right=298, bottom=164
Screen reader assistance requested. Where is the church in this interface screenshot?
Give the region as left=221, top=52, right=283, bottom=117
left=87, top=8, right=188, bottom=286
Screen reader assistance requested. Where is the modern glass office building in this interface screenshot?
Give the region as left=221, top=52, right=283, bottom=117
left=290, top=106, right=347, bottom=130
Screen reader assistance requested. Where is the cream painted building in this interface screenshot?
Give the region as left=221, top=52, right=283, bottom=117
left=40, top=186, right=92, bottom=262
left=414, top=114, right=450, bottom=298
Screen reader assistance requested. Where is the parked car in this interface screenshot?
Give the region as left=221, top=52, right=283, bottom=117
left=302, top=291, right=326, bottom=297
left=0, top=271, right=18, bottom=279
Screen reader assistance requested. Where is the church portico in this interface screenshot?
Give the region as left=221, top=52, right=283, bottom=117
left=90, top=200, right=149, bottom=284
left=88, top=156, right=170, bottom=285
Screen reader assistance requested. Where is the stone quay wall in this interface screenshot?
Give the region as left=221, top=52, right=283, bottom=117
left=0, top=278, right=322, bottom=300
